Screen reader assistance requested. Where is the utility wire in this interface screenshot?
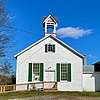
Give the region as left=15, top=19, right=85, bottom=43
left=4, top=26, right=65, bottom=65
left=18, top=39, right=52, bottom=66
left=4, top=25, right=44, bottom=37
left=2, top=25, right=44, bottom=59
left=3, top=25, right=44, bottom=51
left=17, top=37, right=68, bottom=66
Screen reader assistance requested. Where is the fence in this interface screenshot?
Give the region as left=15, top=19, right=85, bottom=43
left=0, top=85, right=16, bottom=93
left=0, top=81, right=57, bottom=93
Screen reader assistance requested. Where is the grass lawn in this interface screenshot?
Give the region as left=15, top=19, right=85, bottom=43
left=0, top=91, right=100, bottom=99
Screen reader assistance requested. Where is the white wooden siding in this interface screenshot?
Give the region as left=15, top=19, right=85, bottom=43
left=83, top=73, right=100, bottom=91
left=16, top=37, right=83, bottom=91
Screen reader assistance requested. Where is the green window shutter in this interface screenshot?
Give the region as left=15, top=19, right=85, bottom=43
left=28, top=63, right=32, bottom=82
left=68, top=63, right=71, bottom=82
left=40, top=63, right=44, bottom=81
left=45, top=44, right=47, bottom=52
left=56, top=63, right=60, bottom=81
left=52, top=45, right=55, bottom=52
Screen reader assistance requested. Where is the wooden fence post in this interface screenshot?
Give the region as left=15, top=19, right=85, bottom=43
left=13, top=85, right=16, bottom=91
left=43, top=82, right=44, bottom=91
left=3, top=86, right=5, bottom=92
left=27, top=84, right=29, bottom=91
left=0, top=86, right=2, bottom=93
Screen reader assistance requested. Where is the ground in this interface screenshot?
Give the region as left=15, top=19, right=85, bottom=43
left=6, top=95, right=100, bottom=100
left=0, top=91, right=100, bottom=100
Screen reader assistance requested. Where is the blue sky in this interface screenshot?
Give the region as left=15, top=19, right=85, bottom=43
left=7, top=0, right=100, bottom=71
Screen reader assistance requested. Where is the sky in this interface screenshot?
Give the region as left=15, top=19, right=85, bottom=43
left=7, top=0, right=100, bottom=71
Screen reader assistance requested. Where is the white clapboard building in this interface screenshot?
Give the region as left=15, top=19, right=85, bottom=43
left=15, top=15, right=100, bottom=91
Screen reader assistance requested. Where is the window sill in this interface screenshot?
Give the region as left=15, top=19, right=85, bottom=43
left=60, top=81, right=68, bottom=83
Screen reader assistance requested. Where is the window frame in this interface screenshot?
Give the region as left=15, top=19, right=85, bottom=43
left=45, top=44, right=55, bottom=53
left=32, top=63, right=40, bottom=81
left=48, top=44, right=53, bottom=52
left=60, top=63, right=68, bottom=81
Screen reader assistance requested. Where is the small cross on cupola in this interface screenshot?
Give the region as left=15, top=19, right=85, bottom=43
left=42, top=15, right=58, bottom=37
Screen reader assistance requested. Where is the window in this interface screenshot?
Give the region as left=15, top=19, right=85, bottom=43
left=28, top=63, right=44, bottom=82
left=56, top=63, right=71, bottom=82
left=48, top=44, right=52, bottom=51
left=61, top=63, right=68, bottom=81
left=33, top=63, right=40, bottom=81
left=47, top=27, right=54, bottom=33
left=45, top=44, right=55, bottom=52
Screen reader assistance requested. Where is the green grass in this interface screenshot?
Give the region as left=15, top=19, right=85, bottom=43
left=0, top=91, right=100, bottom=99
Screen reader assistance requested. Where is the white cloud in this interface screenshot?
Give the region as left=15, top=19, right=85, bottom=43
left=57, top=27, right=93, bottom=39
left=87, top=54, right=96, bottom=58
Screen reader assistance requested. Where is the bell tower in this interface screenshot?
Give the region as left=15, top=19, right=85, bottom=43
left=42, top=15, right=58, bottom=37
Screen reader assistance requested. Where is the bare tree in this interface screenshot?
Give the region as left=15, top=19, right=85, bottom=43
left=0, top=0, right=15, bottom=85
left=0, top=59, right=12, bottom=76
left=0, top=0, right=13, bottom=57
left=0, top=59, right=13, bottom=85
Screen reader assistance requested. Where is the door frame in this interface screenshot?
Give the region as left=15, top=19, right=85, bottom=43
left=45, top=70, right=55, bottom=81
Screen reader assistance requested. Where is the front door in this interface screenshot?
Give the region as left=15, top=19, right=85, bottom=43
left=44, top=71, right=55, bottom=88
left=45, top=71, right=55, bottom=81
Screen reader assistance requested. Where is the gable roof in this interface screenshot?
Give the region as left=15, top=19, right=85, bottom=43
left=14, top=35, right=84, bottom=59
left=42, top=15, right=58, bottom=24
left=93, top=61, right=100, bottom=65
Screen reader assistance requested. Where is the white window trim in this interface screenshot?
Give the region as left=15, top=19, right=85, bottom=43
left=32, top=63, right=40, bottom=82
left=46, top=44, right=55, bottom=53
left=60, top=63, right=68, bottom=82
left=47, top=44, right=52, bottom=52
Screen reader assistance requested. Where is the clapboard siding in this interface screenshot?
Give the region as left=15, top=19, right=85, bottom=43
left=16, top=37, right=83, bottom=91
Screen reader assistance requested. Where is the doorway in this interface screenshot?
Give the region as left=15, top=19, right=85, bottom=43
left=44, top=71, right=55, bottom=88
left=45, top=71, right=55, bottom=81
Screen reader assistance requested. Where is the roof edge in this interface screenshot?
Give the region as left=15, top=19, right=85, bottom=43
left=14, top=35, right=84, bottom=59
left=50, top=36, right=84, bottom=59
left=14, top=36, right=49, bottom=58
left=43, top=15, right=58, bottom=23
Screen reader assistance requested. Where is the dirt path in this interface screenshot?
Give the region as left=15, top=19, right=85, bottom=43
left=5, top=95, right=100, bottom=100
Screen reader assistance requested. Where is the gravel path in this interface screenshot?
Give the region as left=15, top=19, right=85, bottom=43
left=2, top=95, right=100, bottom=100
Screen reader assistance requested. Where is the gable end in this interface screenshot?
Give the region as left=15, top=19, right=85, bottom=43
left=14, top=35, right=84, bottom=59
left=50, top=36, right=84, bottom=59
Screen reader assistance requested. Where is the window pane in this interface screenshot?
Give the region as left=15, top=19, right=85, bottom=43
left=33, top=63, right=40, bottom=76
left=48, top=44, right=52, bottom=51
left=61, top=63, right=68, bottom=81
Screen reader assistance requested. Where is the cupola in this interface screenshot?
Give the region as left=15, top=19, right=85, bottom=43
left=42, top=15, right=58, bottom=37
